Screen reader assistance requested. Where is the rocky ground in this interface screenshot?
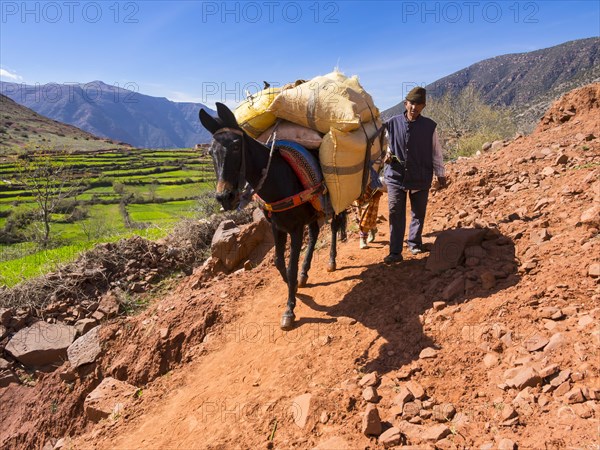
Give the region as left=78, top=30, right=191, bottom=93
left=0, top=84, right=598, bottom=450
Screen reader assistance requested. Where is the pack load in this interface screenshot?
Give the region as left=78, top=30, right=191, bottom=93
left=267, top=73, right=379, bottom=134
left=319, top=118, right=384, bottom=214
left=235, top=71, right=385, bottom=215
left=257, top=120, right=323, bottom=150
left=234, top=87, right=281, bottom=137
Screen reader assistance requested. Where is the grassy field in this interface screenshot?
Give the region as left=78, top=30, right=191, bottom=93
left=0, top=147, right=217, bottom=287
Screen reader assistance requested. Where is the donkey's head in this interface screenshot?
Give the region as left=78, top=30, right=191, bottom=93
left=199, top=102, right=245, bottom=211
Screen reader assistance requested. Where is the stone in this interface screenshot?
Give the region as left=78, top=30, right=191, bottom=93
left=362, top=404, right=382, bottom=436
left=336, top=316, right=357, bottom=325
left=422, top=424, right=451, bottom=442
left=426, top=228, right=487, bottom=272
left=419, top=347, right=438, bottom=359
left=432, top=301, right=446, bottom=311
left=539, top=364, right=560, bottom=378
left=483, top=353, right=499, bottom=368
left=482, top=142, right=492, bottom=151
left=406, top=380, right=426, bottom=399
left=74, top=318, right=97, bottom=336
left=403, top=401, right=422, bottom=419
left=211, top=218, right=272, bottom=270
left=98, top=292, right=120, bottom=319
left=588, top=263, right=600, bottom=278
left=497, top=438, right=516, bottom=450
left=538, top=394, right=551, bottom=407
left=0, top=370, right=19, bottom=387
left=378, top=427, right=402, bottom=447
left=0, top=358, right=9, bottom=370
left=578, top=315, right=595, bottom=329
left=553, top=381, right=571, bottom=398
left=432, top=403, right=456, bottom=422
left=362, top=386, right=379, bottom=403
left=580, top=205, right=600, bottom=227
left=539, top=307, right=562, bottom=320
left=531, top=228, right=551, bottom=244
left=550, top=369, right=571, bottom=387
left=506, top=367, right=542, bottom=390
left=501, top=404, right=518, bottom=421
left=84, top=377, right=137, bottom=422
left=491, top=140, right=504, bottom=151
left=572, top=402, right=593, bottom=419
left=290, top=393, right=312, bottom=428
left=554, top=153, right=569, bottom=165
left=564, top=387, right=585, bottom=404
left=67, top=326, right=102, bottom=369
left=544, top=333, right=566, bottom=353
left=541, top=166, right=556, bottom=177
left=5, top=321, right=76, bottom=367
left=359, top=372, right=379, bottom=387
left=524, top=333, right=549, bottom=352
left=442, top=276, right=465, bottom=301
left=393, top=386, right=414, bottom=409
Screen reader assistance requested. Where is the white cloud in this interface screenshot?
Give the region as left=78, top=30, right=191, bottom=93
left=0, top=68, right=23, bottom=82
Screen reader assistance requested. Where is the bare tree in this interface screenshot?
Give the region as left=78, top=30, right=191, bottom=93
left=427, top=86, right=516, bottom=158
left=13, top=149, right=81, bottom=247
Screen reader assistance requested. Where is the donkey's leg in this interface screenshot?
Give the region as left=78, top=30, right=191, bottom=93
left=328, top=213, right=344, bottom=272
left=281, top=227, right=303, bottom=330
left=299, top=221, right=319, bottom=288
left=339, top=210, right=348, bottom=242
left=272, top=225, right=288, bottom=284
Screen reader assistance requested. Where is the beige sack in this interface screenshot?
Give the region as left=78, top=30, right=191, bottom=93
left=234, top=88, right=281, bottom=137
left=267, top=72, right=377, bottom=134
left=319, top=119, right=385, bottom=214
left=256, top=120, right=323, bottom=150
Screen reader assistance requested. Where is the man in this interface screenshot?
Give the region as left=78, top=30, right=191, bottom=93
left=383, top=86, right=446, bottom=264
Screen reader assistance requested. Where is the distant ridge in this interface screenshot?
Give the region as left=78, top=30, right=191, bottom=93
left=383, top=37, right=600, bottom=131
left=0, top=94, right=130, bottom=153
left=1, top=81, right=216, bottom=148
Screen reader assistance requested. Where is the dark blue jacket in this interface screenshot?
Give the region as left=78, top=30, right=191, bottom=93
left=384, top=113, right=437, bottom=190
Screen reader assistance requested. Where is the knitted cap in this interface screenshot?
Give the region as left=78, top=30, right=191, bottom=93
left=405, top=87, right=426, bottom=104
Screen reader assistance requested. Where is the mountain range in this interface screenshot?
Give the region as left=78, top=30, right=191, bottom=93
left=383, top=37, right=600, bottom=131
left=2, top=37, right=599, bottom=148
left=0, top=81, right=214, bottom=148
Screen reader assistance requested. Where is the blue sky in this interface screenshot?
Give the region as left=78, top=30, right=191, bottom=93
left=1, top=1, right=599, bottom=110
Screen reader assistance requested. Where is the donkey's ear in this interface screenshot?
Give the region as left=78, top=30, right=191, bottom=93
left=199, top=109, right=220, bottom=135
left=216, top=103, right=240, bottom=129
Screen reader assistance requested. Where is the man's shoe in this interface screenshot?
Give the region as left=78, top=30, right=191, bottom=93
left=409, top=246, right=423, bottom=255
left=383, top=253, right=403, bottom=264
left=367, top=228, right=377, bottom=244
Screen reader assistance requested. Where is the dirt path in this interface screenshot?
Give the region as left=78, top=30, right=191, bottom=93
left=9, top=83, right=599, bottom=450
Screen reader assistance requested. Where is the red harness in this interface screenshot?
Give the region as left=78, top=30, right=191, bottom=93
left=257, top=182, right=325, bottom=214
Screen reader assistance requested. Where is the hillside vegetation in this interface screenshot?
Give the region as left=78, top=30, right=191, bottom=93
left=0, top=147, right=216, bottom=286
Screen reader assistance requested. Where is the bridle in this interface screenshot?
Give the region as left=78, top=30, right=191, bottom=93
left=213, top=127, right=247, bottom=198
left=212, top=126, right=277, bottom=199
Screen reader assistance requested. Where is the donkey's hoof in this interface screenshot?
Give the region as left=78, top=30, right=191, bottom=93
left=327, top=262, right=337, bottom=272
left=298, top=274, right=308, bottom=288
left=280, top=313, right=296, bottom=330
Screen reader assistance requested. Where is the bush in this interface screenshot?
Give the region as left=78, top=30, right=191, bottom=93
left=427, top=86, right=516, bottom=159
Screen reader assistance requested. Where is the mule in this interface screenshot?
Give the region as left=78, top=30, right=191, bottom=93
left=199, top=103, right=346, bottom=330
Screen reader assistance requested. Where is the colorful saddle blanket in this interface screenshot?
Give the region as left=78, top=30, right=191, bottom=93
left=275, top=140, right=332, bottom=217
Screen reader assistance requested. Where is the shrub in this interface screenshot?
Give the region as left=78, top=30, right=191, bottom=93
left=427, top=86, right=516, bottom=159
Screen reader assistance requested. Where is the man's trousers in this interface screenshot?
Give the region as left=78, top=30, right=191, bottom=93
left=387, top=184, right=429, bottom=255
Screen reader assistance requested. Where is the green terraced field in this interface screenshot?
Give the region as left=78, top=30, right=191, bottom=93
left=0, top=147, right=218, bottom=287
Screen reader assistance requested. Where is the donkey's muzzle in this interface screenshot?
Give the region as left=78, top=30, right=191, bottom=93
left=215, top=190, right=240, bottom=211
